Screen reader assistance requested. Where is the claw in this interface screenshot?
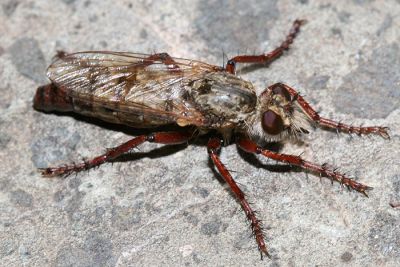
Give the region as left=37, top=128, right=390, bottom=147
left=360, top=186, right=373, bottom=197
left=38, top=167, right=57, bottom=177
left=38, top=167, right=70, bottom=177
left=378, top=127, right=390, bottom=139
left=259, top=246, right=271, bottom=260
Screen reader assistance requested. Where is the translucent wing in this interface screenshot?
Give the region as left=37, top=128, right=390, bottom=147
left=47, top=51, right=221, bottom=127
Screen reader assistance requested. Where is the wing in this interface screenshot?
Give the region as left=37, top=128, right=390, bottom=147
left=47, top=51, right=222, bottom=127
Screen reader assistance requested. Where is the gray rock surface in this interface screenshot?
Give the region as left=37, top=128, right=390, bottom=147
left=1, top=0, right=399, bottom=266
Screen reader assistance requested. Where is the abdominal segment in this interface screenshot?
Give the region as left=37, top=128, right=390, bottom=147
left=33, top=83, right=74, bottom=112
left=33, top=83, right=176, bottom=127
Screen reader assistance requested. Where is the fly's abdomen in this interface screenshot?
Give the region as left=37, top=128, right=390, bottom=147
left=33, top=83, right=74, bottom=112
left=33, top=82, right=198, bottom=128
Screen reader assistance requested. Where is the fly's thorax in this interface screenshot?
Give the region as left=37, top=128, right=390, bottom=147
left=187, top=72, right=257, bottom=128
left=244, top=86, right=311, bottom=142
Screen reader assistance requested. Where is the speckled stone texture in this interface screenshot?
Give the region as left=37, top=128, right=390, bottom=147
left=1, top=1, right=399, bottom=266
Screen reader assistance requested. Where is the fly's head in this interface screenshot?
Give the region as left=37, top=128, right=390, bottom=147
left=245, top=83, right=311, bottom=142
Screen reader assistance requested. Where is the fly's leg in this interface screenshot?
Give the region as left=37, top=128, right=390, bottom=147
left=59, top=51, right=180, bottom=71
left=237, top=138, right=372, bottom=196
left=124, top=53, right=182, bottom=82
left=225, top=19, right=306, bottom=74
left=40, top=131, right=193, bottom=177
left=269, top=83, right=390, bottom=138
left=207, top=138, right=269, bottom=259
left=144, top=53, right=181, bottom=70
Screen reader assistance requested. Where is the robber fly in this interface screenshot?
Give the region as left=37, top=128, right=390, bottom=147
left=33, top=20, right=389, bottom=259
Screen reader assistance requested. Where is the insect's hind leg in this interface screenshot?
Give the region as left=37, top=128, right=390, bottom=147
left=147, top=53, right=176, bottom=65
left=268, top=83, right=390, bottom=138
left=207, top=138, right=270, bottom=259
left=144, top=53, right=181, bottom=70
left=40, top=131, right=193, bottom=177
left=225, top=19, right=306, bottom=74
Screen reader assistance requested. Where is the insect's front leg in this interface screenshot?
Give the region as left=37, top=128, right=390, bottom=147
left=237, top=138, right=372, bottom=196
left=40, top=130, right=193, bottom=177
left=268, top=83, right=390, bottom=138
left=207, top=138, right=270, bottom=259
left=225, top=19, right=306, bottom=74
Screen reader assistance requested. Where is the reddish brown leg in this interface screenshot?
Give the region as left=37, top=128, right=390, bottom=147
left=40, top=131, right=193, bottom=177
left=124, top=53, right=182, bottom=82
left=225, top=19, right=306, bottom=74
left=207, top=138, right=269, bottom=259
left=144, top=53, right=180, bottom=70
left=269, top=83, right=390, bottom=138
left=237, top=138, right=372, bottom=196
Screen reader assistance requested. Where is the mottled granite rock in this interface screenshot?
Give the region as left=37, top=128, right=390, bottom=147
left=0, top=0, right=399, bottom=266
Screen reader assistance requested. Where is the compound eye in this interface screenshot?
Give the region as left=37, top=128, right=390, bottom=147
left=271, top=84, right=291, bottom=101
left=262, top=110, right=284, bottom=135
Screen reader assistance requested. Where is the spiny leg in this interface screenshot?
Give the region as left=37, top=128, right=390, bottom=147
left=144, top=53, right=180, bottom=70
left=269, top=83, right=390, bottom=138
left=225, top=19, right=306, bottom=74
left=125, top=53, right=182, bottom=82
left=207, top=138, right=269, bottom=259
left=237, top=138, right=372, bottom=196
left=40, top=131, right=193, bottom=177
